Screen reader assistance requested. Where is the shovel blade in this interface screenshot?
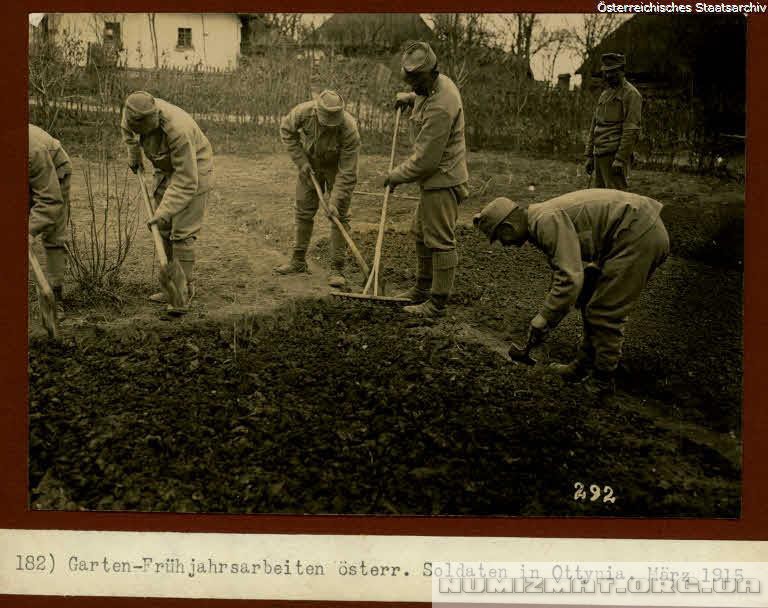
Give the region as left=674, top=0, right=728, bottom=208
left=508, top=341, right=536, bottom=365
left=36, top=285, right=60, bottom=339
left=159, top=260, right=189, bottom=309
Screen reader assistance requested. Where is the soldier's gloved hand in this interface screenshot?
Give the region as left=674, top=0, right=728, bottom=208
left=147, top=215, right=170, bottom=233
left=611, top=159, right=625, bottom=175
left=394, top=92, right=415, bottom=111
left=129, top=161, right=141, bottom=174
left=584, top=157, right=595, bottom=176
left=383, top=173, right=401, bottom=191
left=527, top=313, right=549, bottom=346
left=326, top=202, right=339, bottom=220
left=299, top=163, right=314, bottom=180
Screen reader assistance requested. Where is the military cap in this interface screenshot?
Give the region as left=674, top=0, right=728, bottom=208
left=315, top=90, right=345, bottom=127
left=124, top=91, right=157, bottom=118
left=401, top=41, right=437, bottom=74
left=600, top=53, right=626, bottom=72
left=473, top=197, right=520, bottom=243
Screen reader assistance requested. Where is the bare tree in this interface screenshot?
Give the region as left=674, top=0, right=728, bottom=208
left=569, top=14, right=625, bottom=63
left=538, top=29, right=572, bottom=84
left=428, top=14, right=497, bottom=87
left=147, top=13, right=159, bottom=68
left=262, top=13, right=306, bottom=41
left=494, top=15, right=573, bottom=78
left=28, top=31, right=87, bottom=132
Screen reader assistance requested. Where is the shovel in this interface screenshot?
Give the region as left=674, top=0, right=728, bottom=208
left=136, top=167, right=188, bottom=311
left=28, top=244, right=60, bottom=339
left=508, top=333, right=540, bottom=366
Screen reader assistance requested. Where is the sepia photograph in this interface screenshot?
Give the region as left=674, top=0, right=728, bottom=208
left=27, top=11, right=744, bottom=518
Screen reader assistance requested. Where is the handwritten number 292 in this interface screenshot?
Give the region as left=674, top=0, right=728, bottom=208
left=573, top=482, right=616, bottom=503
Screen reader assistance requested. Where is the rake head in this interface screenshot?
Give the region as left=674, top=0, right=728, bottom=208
left=36, top=284, right=60, bottom=339
left=158, top=259, right=189, bottom=309
left=330, top=291, right=412, bottom=306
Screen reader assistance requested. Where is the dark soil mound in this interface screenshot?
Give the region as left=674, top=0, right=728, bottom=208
left=29, top=298, right=739, bottom=516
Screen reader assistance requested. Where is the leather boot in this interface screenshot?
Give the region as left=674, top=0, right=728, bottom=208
left=167, top=241, right=195, bottom=315
left=583, top=369, right=616, bottom=396
left=275, top=220, right=313, bottom=274
left=328, top=223, right=347, bottom=288
left=403, top=249, right=456, bottom=316
left=548, top=357, right=592, bottom=381
left=395, top=241, right=432, bottom=303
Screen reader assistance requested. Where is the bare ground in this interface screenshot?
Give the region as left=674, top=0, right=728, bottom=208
left=28, top=151, right=744, bottom=516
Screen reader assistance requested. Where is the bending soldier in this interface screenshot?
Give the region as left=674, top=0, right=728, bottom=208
left=28, top=123, right=72, bottom=319
left=121, top=90, right=214, bottom=315
left=474, top=189, right=669, bottom=395
left=276, top=90, right=361, bottom=289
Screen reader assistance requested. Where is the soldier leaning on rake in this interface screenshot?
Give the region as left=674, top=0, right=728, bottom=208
left=275, top=90, right=361, bottom=289
left=385, top=41, right=470, bottom=319
left=474, top=189, right=670, bottom=395
left=121, top=91, right=214, bottom=314
left=28, top=123, right=72, bottom=320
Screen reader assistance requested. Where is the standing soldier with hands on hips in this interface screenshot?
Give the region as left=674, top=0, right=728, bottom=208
left=385, top=41, right=470, bottom=319
left=121, top=90, right=214, bottom=314
left=276, top=90, right=361, bottom=289
left=474, top=189, right=669, bottom=396
left=28, top=123, right=73, bottom=319
left=584, top=53, right=642, bottom=190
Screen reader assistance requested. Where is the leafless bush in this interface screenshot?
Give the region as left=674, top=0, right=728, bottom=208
left=28, top=33, right=88, bottom=133
left=66, top=144, right=140, bottom=299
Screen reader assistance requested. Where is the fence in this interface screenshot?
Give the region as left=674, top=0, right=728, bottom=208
left=29, top=38, right=739, bottom=172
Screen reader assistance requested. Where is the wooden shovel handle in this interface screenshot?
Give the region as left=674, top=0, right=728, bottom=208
left=28, top=244, right=53, bottom=298
left=136, top=167, right=169, bottom=268
left=309, top=172, right=370, bottom=277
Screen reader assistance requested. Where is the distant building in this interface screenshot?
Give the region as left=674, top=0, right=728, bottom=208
left=31, top=13, right=243, bottom=71
left=307, top=13, right=435, bottom=55
left=239, top=14, right=297, bottom=56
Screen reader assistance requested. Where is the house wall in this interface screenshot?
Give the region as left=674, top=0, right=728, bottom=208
left=50, top=13, right=241, bottom=70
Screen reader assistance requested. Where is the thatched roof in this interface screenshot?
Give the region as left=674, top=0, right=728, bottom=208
left=576, top=14, right=745, bottom=85
left=308, top=13, right=434, bottom=53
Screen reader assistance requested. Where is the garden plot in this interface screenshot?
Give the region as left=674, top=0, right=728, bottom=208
left=28, top=151, right=743, bottom=517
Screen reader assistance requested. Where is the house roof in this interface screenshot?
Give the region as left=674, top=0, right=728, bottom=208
left=576, top=14, right=746, bottom=84
left=308, top=13, right=434, bottom=51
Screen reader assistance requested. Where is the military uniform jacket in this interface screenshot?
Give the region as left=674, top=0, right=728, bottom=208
left=279, top=101, right=361, bottom=206
left=28, top=123, right=72, bottom=236
left=121, top=99, right=214, bottom=222
left=585, top=79, right=642, bottom=162
left=389, top=74, right=469, bottom=190
left=526, top=189, right=663, bottom=326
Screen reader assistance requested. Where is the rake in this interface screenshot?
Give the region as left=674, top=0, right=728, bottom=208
left=309, top=171, right=370, bottom=282
left=330, top=107, right=410, bottom=306
left=28, top=244, right=60, bottom=339
left=136, top=166, right=188, bottom=311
